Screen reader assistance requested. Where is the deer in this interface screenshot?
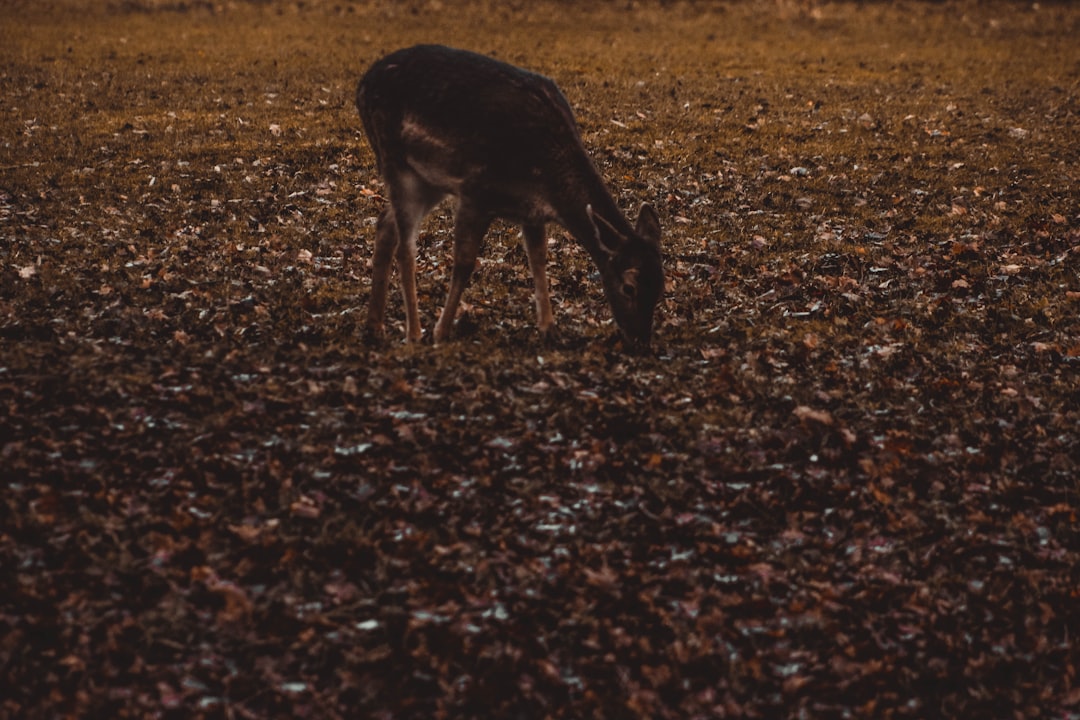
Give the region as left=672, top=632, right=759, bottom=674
left=355, top=44, right=664, bottom=352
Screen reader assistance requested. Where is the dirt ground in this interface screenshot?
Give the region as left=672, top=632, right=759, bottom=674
left=2, top=1, right=1078, bottom=717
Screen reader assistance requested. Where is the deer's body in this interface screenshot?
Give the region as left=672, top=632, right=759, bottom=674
left=356, top=44, right=663, bottom=350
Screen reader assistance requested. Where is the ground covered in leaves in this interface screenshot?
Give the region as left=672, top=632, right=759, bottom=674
left=2, top=0, right=1079, bottom=717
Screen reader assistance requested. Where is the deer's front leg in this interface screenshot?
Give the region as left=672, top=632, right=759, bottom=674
left=522, top=223, right=554, bottom=336
left=434, top=205, right=490, bottom=343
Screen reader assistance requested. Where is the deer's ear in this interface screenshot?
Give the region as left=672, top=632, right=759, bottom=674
left=635, top=203, right=662, bottom=247
left=586, top=204, right=620, bottom=256
left=586, top=204, right=600, bottom=241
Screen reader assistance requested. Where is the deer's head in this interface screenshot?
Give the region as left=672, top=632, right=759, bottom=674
left=589, top=203, right=664, bottom=352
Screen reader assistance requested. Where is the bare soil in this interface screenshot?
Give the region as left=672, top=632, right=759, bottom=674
left=2, top=1, right=1078, bottom=718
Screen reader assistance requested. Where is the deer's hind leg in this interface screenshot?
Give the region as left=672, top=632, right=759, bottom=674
left=365, top=206, right=399, bottom=342
left=367, top=169, right=443, bottom=343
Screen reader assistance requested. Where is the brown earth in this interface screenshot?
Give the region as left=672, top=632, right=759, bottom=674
left=1, top=1, right=1078, bottom=718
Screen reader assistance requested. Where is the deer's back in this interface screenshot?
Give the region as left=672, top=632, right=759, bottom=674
left=357, top=45, right=588, bottom=199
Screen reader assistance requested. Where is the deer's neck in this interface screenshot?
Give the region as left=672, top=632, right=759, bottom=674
left=556, top=159, right=635, bottom=264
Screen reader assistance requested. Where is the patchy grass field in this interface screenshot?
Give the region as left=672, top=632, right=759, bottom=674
left=2, top=1, right=1079, bottom=717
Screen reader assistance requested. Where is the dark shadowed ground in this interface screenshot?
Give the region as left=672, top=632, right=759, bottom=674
left=1, top=1, right=1078, bottom=717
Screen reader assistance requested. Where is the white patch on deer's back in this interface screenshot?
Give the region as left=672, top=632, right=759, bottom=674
left=400, top=116, right=465, bottom=191
left=401, top=115, right=454, bottom=150
left=407, top=160, right=465, bottom=194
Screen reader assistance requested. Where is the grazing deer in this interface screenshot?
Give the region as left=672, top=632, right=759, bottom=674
left=356, top=44, right=663, bottom=351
